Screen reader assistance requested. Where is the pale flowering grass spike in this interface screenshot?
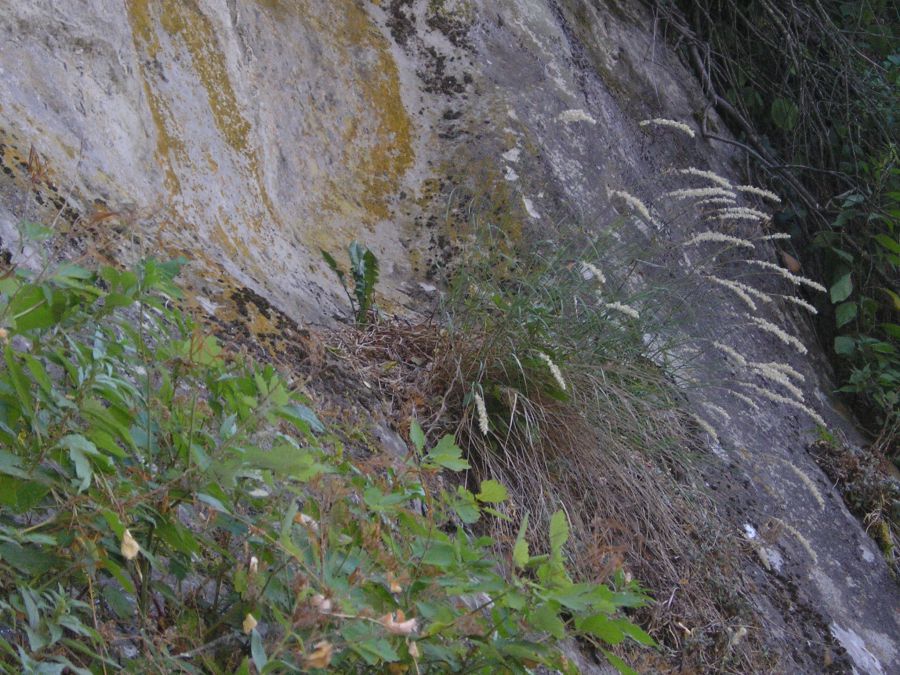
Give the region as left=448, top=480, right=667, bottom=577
left=750, top=362, right=805, bottom=400
left=639, top=117, right=696, bottom=137
left=743, top=383, right=826, bottom=427
left=695, top=197, right=738, bottom=208
left=707, top=276, right=758, bottom=311
left=712, top=340, right=748, bottom=367
left=604, top=301, right=640, bottom=320
left=736, top=184, right=782, bottom=203
left=706, top=275, right=772, bottom=304
left=780, top=460, right=825, bottom=509
left=666, top=187, right=737, bottom=201
left=677, top=167, right=732, bottom=188
left=686, top=231, right=755, bottom=250
left=712, top=207, right=770, bottom=222
left=762, top=361, right=805, bottom=382
left=744, top=259, right=827, bottom=293
left=690, top=413, right=720, bottom=445
left=760, top=232, right=792, bottom=241
left=729, top=390, right=760, bottom=412
left=538, top=352, right=567, bottom=391
left=702, top=402, right=732, bottom=422
left=580, top=261, right=606, bottom=284
left=474, top=392, right=489, bottom=436
left=558, top=109, right=597, bottom=125
left=750, top=317, right=808, bottom=355
left=608, top=188, right=655, bottom=226
left=780, top=294, right=818, bottom=315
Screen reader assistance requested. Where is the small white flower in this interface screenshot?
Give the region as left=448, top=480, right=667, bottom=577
left=639, top=117, right=696, bottom=137
left=380, top=611, right=418, bottom=636
left=249, top=556, right=259, bottom=574
left=121, top=529, right=140, bottom=561
left=311, top=594, right=333, bottom=614
left=296, top=513, right=320, bottom=533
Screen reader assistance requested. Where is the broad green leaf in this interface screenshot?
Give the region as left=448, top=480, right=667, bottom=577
left=424, top=435, right=470, bottom=471
left=835, top=301, right=857, bottom=327
left=250, top=629, right=268, bottom=671
left=603, top=650, right=638, bottom=675
left=770, top=97, right=799, bottom=131
left=5, top=349, right=33, bottom=418
left=513, top=515, right=530, bottom=569
left=242, top=445, right=324, bottom=481
left=618, top=620, right=656, bottom=646
left=275, top=403, right=324, bottom=434
left=576, top=614, right=624, bottom=644
left=476, top=479, right=508, bottom=503
left=530, top=603, right=565, bottom=639
left=549, top=510, right=569, bottom=555
left=830, top=271, right=853, bottom=303
left=874, top=234, right=900, bottom=254
left=0, top=542, right=57, bottom=575
left=410, top=419, right=425, bottom=453
left=58, top=435, right=100, bottom=492
left=834, top=336, right=856, bottom=355
left=452, top=487, right=481, bottom=524
left=0, top=450, right=31, bottom=479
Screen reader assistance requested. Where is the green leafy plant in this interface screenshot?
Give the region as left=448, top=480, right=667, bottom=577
left=322, top=241, right=380, bottom=325
left=0, top=234, right=653, bottom=672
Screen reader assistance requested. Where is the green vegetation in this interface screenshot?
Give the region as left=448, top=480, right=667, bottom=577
left=322, top=241, right=380, bottom=325
left=0, top=229, right=654, bottom=672
left=654, top=0, right=899, bottom=451
left=335, top=219, right=773, bottom=672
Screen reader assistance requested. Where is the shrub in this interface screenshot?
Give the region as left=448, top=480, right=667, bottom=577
left=0, top=238, right=653, bottom=671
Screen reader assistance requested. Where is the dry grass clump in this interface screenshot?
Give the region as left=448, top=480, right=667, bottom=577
left=329, top=233, right=774, bottom=672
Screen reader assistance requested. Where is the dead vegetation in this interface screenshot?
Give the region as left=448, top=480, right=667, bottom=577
left=326, top=257, right=780, bottom=672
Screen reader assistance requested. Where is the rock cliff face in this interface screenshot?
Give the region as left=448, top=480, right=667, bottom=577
left=1, top=1, right=897, bottom=672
